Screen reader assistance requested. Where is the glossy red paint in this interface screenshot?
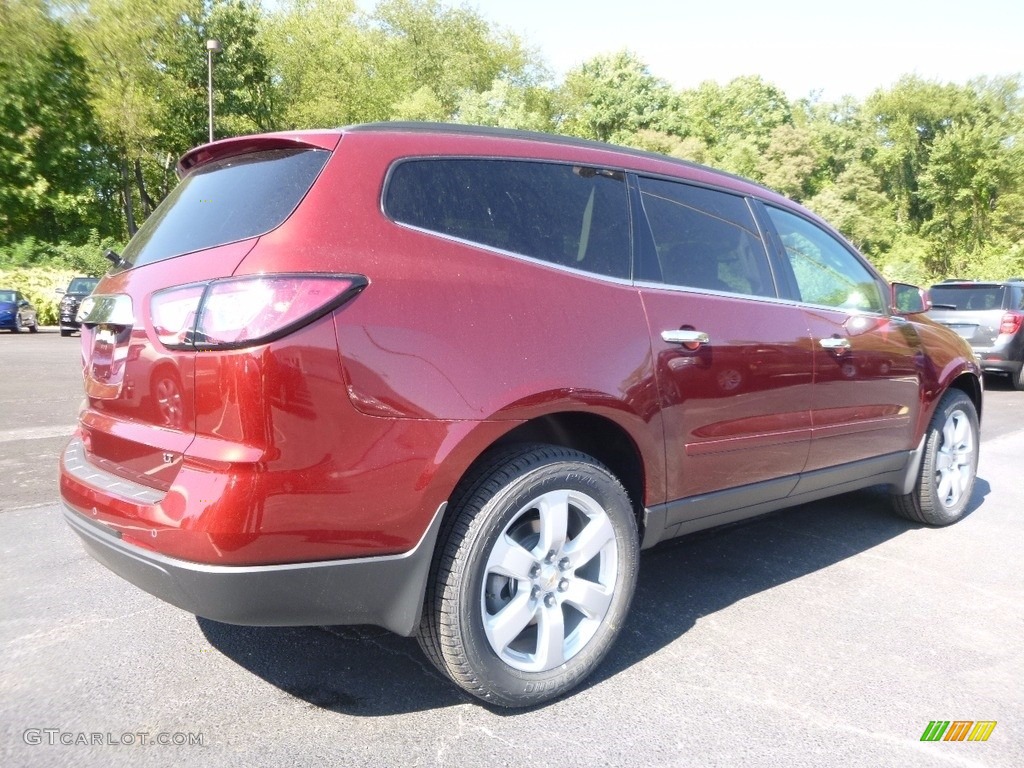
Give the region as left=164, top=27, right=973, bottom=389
left=60, top=123, right=980, bottom=577
left=639, top=287, right=814, bottom=499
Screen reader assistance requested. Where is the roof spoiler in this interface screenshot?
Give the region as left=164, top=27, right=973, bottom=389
left=176, top=132, right=341, bottom=177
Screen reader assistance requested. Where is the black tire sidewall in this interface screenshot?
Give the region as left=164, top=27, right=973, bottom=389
left=450, top=456, right=638, bottom=706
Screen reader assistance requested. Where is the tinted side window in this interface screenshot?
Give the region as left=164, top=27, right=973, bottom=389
left=765, top=206, right=884, bottom=313
left=385, top=159, right=630, bottom=279
left=121, top=149, right=330, bottom=269
left=637, top=177, right=774, bottom=297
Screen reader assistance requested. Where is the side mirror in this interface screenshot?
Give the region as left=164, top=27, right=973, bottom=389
left=892, top=283, right=930, bottom=315
left=55, top=288, right=66, bottom=296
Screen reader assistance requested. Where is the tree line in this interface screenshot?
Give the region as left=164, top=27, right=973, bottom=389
left=2, top=0, right=1022, bottom=285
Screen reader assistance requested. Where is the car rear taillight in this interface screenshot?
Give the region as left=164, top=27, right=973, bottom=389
left=999, top=311, right=1023, bottom=336
left=151, top=274, right=367, bottom=350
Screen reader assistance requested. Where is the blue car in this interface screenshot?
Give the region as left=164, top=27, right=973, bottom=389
left=0, top=289, right=38, bottom=333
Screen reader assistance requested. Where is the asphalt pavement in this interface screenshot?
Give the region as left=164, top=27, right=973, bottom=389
left=2, top=329, right=1022, bottom=767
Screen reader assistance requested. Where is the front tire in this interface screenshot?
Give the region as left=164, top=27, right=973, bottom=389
left=892, top=389, right=979, bottom=525
left=418, top=444, right=639, bottom=707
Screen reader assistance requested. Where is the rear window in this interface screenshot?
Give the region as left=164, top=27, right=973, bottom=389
left=929, top=285, right=1006, bottom=311
left=384, top=158, right=631, bottom=280
left=119, top=149, right=329, bottom=269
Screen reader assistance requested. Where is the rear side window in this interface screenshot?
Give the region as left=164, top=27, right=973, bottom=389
left=637, top=177, right=775, bottom=297
left=929, top=285, right=1006, bottom=311
left=384, top=159, right=631, bottom=280
left=120, top=149, right=329, bottom=269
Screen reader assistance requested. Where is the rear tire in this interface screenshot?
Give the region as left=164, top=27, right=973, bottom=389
left=60, top=329, right=72, bottom=337
left=1011, top=365, right=1024, bottom=392
left=892, top=389, right=979, bottom=525
left=417, top=444, right=639, bottom=707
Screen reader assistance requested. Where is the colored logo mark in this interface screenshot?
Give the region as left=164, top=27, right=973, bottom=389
left=920, top=721, right=997, bottom=742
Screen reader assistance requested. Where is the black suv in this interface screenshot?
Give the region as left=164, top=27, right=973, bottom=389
left=928, top=279, right=1024, bottom=390
left=58, top=276, right=100, bottom=337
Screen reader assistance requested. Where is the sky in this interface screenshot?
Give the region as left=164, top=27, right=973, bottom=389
left=457, top=0, right=1022, bottom=101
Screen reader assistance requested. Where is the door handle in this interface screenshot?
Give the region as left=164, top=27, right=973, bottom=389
left=819, top=337, right=852, bottom=350
left=661, top=329, right=710, bottom=346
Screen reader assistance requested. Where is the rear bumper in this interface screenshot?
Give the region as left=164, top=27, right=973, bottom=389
left=62, top=501, right=445, bottom=636
left=977, top=357, right=1022, bottom=376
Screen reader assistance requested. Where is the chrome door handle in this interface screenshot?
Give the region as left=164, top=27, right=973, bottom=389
left=819, top=337, right=851, bottom=350
left=661, top=330, right=710, bottom=346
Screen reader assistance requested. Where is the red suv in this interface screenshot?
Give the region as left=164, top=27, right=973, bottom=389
left=61, top=123, right=982, bottom=707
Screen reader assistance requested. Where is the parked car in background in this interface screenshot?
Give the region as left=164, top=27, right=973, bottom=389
left=928, top=279, right=1024, bottom=390
left=0, top=289, right=38, bottom=333
left=57, top=276, right=100, bottom=336
left=61, top=123, right=982, bottom=707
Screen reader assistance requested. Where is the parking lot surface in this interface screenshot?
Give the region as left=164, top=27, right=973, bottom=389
left=2, top=331, right=1022, bottom=767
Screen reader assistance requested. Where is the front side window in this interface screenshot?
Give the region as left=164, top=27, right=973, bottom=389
left=384, top=159, right=631, bottom=280
left=765, top=206, right=884, bottom=313
left=120, top=149, right=330, bottom=270
left=637, top=177, right=775, bottom=297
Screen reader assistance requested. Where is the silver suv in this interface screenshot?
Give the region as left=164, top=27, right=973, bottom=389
left=928, top=279, right=1024, bottom=390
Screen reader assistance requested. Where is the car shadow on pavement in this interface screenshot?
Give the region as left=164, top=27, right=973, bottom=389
left=198, top=479, right=991, bottom=717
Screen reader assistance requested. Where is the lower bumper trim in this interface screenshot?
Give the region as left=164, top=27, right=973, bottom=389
left=63, top=502, right=446, bottom=636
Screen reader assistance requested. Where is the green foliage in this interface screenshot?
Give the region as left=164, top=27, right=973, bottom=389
left=559, top=50, right=672, bottom=142
left=0, top=0, right=115, bottom=245
left=263, top=0, right=535, bottom=128
left=454, top=77, right=554, bottom=131
left=0, top=266, right=79, bottom=325
left=0, top=234, right=117, bottom=275
left=0, top=2, right=1021, bottom=289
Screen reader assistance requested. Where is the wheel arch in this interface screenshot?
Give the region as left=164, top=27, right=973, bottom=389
left=449, top=411, right=650, bottom=543
left=946, top=371, right=983, bottom=424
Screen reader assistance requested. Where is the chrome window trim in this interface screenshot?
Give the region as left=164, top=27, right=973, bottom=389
left=388, top=219, right=637, bottom=288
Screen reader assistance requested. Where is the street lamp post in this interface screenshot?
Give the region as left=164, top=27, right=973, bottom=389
left=206, top=39, right=222, bottom=143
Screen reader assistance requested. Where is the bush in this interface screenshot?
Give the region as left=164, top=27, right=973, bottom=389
left=0, top=234, right=117, bottom=325
left=0, top=233, right=119, bottom=276
left=0, top=266, right=79, bottom=326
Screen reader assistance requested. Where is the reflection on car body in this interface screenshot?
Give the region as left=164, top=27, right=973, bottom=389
left=61, top=123, right=982, bottom=708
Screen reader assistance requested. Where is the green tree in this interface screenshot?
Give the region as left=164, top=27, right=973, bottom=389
left=758, top=123, right=817, bottom=200
left=155, top=0, right=276, bottom=155
left=262, top=0, right=385, bottom=128
left=0, top=0, right=114, bottom=244
left=372, top=0, right=532, bottom=118
left=264, top=0, right=533, bottom=127
left=558, top=50, right=671, bottom=142
left=677, top=76, right=793, bottom=173
left=454, top=76, right=554, bottom=131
